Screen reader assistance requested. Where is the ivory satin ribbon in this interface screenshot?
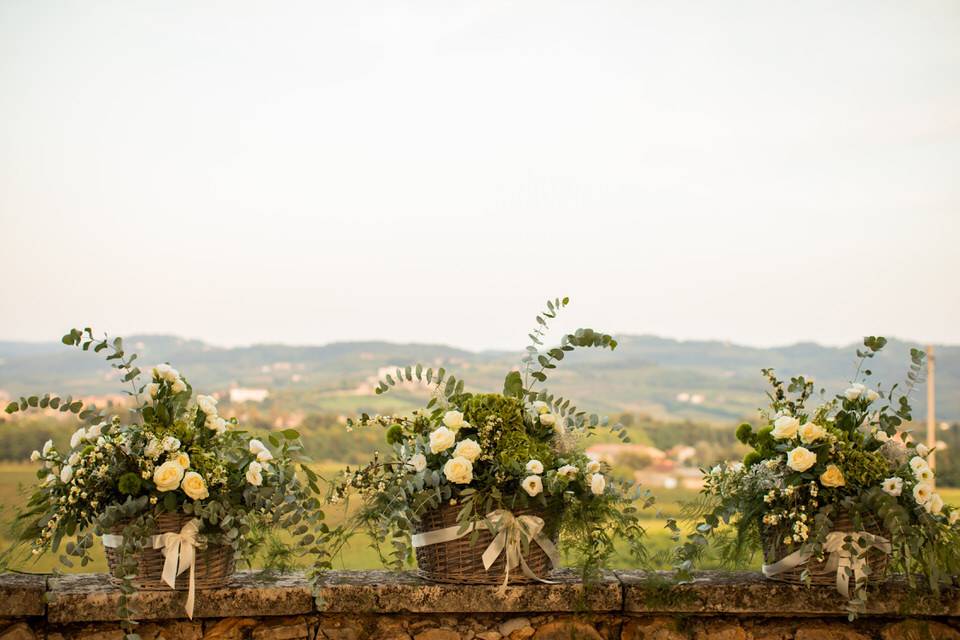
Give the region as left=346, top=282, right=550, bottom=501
left=411, top=509, right=560, bottom=592
left=102, top=518, right=202, bottom=618
left=762, top=530, right=891, bottom=598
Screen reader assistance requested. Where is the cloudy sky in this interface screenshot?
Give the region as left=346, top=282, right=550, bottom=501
left=1, top=1, right=958, bottom=351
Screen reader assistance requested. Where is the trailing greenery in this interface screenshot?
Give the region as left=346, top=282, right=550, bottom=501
left=327, top=297, right=654, bottom=585
left=672, top=338, right=960, bottom=617
left=3, top=329, right=335, bottom=639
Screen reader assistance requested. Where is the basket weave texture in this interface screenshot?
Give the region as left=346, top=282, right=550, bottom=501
left=413, top=502, right=559, bottom=584
left=762, top=511, right=889, bottom=587
left=104, top=513, right=235, bottom=591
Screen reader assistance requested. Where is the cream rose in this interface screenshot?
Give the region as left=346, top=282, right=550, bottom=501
left=557, top=464, right=578, bottom=478
left=916, top=444, right=930, bottom=458
left=772, top=416, right=800, bottom=440
left=181, top=471, right=209, bottom=500
left=590, top=473, right=606, bottom=495
left=171, top=379, right=187, bottom=394
left=408, top=453, right=427, bottom=473
left=161, top=436, right=180, bottom=452
left=913, top=482, right=933, bottom=504
left=786, top=446, right=817, bottom=472
left=874, top=430, right=890, bottom=443
left=174, top=452, right=190, bottom=469
left=526, top=459, right=544, bottom=474
left=585, top=459, right=602, bottom=474
left=881, top=477, right=903, bottom=497
left=927, top=493, right=945, bottom=515
left=42, top=439, right=53, bottom=456
left=453, top=439, right=481, bottom=462
left=915, top=466, right=934, bottom=483
left=70, top=427, right=86, bottom=449
left=522, top=474, right=543, bottom=497
left=910, top=456, right=929, bottom=473
left=153, top=460, right=185, bottom=492
left=442, top=411, right=464, bottom=430
left=819, top=464, right=845, bottom=488
left=144, top=438, right=162, bottom=459
left=866, top=389, right=880, bottom=403
left=539, top=413, right=556, bottom=427
left=59, top=464, right=74, bottom=484
left=429, top=427, right=456, bottom=454
left=30, top=450, right=41, bottom=462
left=246, top=461, right=263, bottom=486
left=86, top=423, right=104, bottom=440
left=147, top=383, right=160, bottom=399
left=532, top=401, right=549, bottom=415
left=799, top=422, right=826, bottom=444
left=196, top=395, right=218, bottom=416
left=443, top=456, right=473, bottom=484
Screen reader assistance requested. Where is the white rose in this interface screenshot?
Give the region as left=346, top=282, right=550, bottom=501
left=171, top=379, right=187, bottom=394
left=70, top=428, right=86, bottom=449
left=786, top=446, right=817, bottom=472
left=798, top=422, right=826, bottom=444
left=256, top=448, right=274, bottom=463
left=147, top=383, right=160, bottom=399
left=539, top=413, right=556, bottom=427
left=161, top=436, right=180, bottom=452
left=590, top=472, right=606, bottom=495
left=926, top=493, right=945, bottom=515
left=248, top=438, right=268, bottom=455
left=144, top=438, right=162, bottom=459
left=453, top=439, right=482, bottom=462
left=42, top=439, right=54, bottom=456
left=442, top=411, right=464, bottom=431
left=522, top=474, right=543, bottom=497
left=443, top=456, right=473, bottom=484
left=429, top=427, right=456, bottom=454
left=585, top=460, right=602, bottom=474
left=86, top=423, right=103, bottom=440
left=909, top=456, right=929, bottom=473
left=844, top=383, right=866, bottom=401
left=408, top=453, right=427, bottom=473
left=526, top=459, right=544, bottom=474
left=772, top=416, right=800, bottom=440
left=913, top=482, right=933, bottom=505
left=874, top=430, right=890, bottom=443
left=152, top=363, right=173, bottom=379
left=246, top=461, right=263, bottom=486
left=180, top=471, right=209, bottom=500
left=916, top=444, right=930, bottom=458
left=915, top=466, right=934, bottom=483
left=532, top=401, right=549, bottom=415
left=557, top=464, right=578, bottom=478
left=30, top=450, right=41, bottom=462
left=68, top=452, right=80, bottom=466
left=153, top=460, right=185, bottom=492
left=59, top=465, right=74, bottom=484
left=866, top=389, right=880, bottom=403
left=881, top=477, right=903, bottom=497
left=196, top=395, right=218, bottom=416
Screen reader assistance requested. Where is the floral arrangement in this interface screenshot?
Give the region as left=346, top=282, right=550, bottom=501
left=5, top=328, right=329, bottom=631
left=327, top=298, right=654, bottom=585
left=674, top=337, right=960, bottom=613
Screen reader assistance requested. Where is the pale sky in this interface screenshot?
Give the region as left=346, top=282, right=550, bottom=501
left=1, top=1, right=958, bottom=351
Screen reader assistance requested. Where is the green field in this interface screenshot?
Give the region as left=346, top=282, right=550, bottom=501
left=3, top=462, right=958, bottom=576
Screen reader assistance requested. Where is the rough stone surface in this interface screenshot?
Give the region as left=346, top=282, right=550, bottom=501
left=0, top=574, right=46, bottom=617
left=879, top=620, right=960, bottom=640
left=691, top=620, right=745, bottom=640
left=203, top=617, right=258, bottom=640
left=532, top=620, right=603, bottom=640
left=250, top=615, right=308, bottom=640
left=621, top=618, right=687, bottom=640
left=413, top=630, right=461, bottom=640
left=618, top=570, right=960, bottom=617
left=794, top=626, right=872, bottom=640
left=0, top=622, right=37, bottom=640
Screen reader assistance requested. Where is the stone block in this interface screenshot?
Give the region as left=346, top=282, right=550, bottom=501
left=251, top=615, right=309, bottom=640
left=0, top=622, right=37, bottom=640
left=532, top=620, right=603, bottom=640
left=0, top=574, right=46, bottom=617
left=880, top=620, right=960, bottom=640
left=621, top=617, right=687, bottom=640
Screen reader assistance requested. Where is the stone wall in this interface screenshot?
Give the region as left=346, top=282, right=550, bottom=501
left=0, top=570, right=958, bottom=640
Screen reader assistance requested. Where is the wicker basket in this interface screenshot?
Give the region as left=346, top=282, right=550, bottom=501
left=104, top=513, right=235, bottom=590
left=762, top=511, right=889, bottom=587
left=413, top=503, right=558, bottom=584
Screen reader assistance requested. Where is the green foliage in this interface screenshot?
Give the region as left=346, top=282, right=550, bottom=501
left=117, top=473, right=142, bottom=496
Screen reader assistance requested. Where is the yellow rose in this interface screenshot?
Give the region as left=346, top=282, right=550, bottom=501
left=799, top=422, right=826, bottom=444
left=153, top=460, right=185, bottom=492
left=786, top=446, right=817, bottom=472
left=181, top=471, right=209, bottom=500
left=819, top=464, right=845, bottom=487
left=175, top=452, right=190, bottom=469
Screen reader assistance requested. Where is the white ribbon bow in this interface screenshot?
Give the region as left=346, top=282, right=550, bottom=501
left=102, top=518, right=202, bottom=619
left=762, top=529, right=891, bottom=598
left=411, top=509, right=560, bottom=593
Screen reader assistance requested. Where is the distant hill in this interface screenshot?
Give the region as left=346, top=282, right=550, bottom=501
left=0, top=334, right=956, bottom=423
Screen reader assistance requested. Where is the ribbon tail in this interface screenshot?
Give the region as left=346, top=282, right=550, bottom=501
left=185, top=560, right=196, bottom=619
left=159, top=538, right=180, bottom=591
